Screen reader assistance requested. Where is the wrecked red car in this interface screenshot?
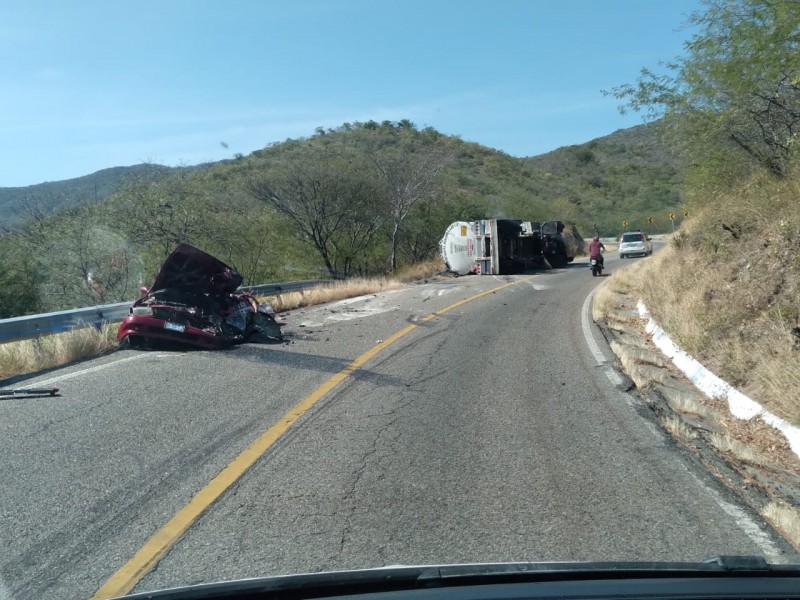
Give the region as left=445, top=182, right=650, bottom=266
left=118, top=244, right=281, bottom=349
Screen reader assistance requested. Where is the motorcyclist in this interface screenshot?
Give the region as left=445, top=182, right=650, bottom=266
left=589, top=235, right=606, bottom=269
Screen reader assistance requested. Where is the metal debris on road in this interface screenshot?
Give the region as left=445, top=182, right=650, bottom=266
left=0, top=387, right=60, bottom=397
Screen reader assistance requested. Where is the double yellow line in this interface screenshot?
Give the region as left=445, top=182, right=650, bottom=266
left=92, top=277, right=527, bottom=599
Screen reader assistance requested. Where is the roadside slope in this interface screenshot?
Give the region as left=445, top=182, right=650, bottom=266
left=631, top=172, right=800, bottom=424
left=591, top=169, right=800, bottom=551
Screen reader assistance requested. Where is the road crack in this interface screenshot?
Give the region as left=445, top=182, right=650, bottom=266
left=337, top=405, right=406, bottom=557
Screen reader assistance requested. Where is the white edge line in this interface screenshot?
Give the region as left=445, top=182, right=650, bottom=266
left=605, top=370, right=623, bottom=386
left=685, top=465, right=786, bottom=561
left=26, top=353, right=155, bottom=388
left=581, top=286, right=608, bottom=365
left=582, top=285, right=627, bottom=389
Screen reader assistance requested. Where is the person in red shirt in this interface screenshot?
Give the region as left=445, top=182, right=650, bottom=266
left=589, top=236, right=606, bottom=269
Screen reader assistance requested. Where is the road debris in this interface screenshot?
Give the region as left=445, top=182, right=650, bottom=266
left=0, top=387, right=60, bottom=397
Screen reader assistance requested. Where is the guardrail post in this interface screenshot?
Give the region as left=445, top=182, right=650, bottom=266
left=31, top=334, right=43, bottom=364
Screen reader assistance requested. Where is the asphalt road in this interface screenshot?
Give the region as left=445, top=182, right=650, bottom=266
left=1, top=249, right=796, bottom=600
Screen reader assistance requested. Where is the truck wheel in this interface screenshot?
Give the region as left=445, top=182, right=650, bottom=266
left=550, top=252, right=568, bottom=268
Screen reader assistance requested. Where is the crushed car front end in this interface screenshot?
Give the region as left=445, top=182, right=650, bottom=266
left=117, top=306, right=240, bottom=349
left=118, top=244, right=279, bottom=349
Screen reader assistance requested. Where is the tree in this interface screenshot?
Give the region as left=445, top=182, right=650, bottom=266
left=548, top=196, right=580, bottom=225
left=0, top=238, right=41, bottom=317
left=362, top=127, right=454, bottom=271
left=111, top=172, right=211, bottom=262
left=607, top=0, right=800, bottom=178
left=397, top=188, right=483, bottom=265
left=2, top=200, right=146, bottom=309
left=248, top=150, right=387, bottom=278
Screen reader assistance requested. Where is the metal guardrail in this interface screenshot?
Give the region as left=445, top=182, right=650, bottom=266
left=242, top=279, right=326, bottom=296
left=0, top=303, right=131, bottom=345
left=0, top=279, right=327, bottom=344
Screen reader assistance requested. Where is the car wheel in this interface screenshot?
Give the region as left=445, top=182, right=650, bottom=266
left=119, top=335, right=140, bottom=349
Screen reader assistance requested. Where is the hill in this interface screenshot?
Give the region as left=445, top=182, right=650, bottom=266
left=522, top=121, right=683, bottom=234
left=0, top=120, right=684, bottom=317
left=0, top=122, right=681, bottom=235
left=0, top=163, right=205, bottom=228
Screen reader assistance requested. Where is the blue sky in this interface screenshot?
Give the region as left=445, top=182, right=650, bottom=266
left=1, top=0, right=701, bottom=187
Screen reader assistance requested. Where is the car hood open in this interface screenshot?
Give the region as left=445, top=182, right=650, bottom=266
left=148, top=244, right=243, bottom=296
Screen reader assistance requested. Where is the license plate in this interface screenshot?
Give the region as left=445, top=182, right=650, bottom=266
left=164, top=321, right=186, bottom=333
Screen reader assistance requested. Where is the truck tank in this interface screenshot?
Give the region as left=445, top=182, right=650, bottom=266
left=440, top=219, right=576, bottom=275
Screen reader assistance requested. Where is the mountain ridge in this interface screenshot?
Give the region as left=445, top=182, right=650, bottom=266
left=0, top=121, right=679, bottom=233
left=0, top=163, right=208, bottom=227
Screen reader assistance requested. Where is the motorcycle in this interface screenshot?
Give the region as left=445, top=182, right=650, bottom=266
left=589, top=257, right=603, bottom=277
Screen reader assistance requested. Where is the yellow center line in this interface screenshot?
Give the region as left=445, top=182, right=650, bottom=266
left=91, top=276, right=530, bottom=599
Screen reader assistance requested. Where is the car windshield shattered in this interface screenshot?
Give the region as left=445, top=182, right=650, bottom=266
left=2, top=1, right=800, bottom=600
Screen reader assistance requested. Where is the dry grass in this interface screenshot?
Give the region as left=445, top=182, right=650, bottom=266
left=641, top=249, right=800, bottom=423
left=258, top=277, right=404, bottom=312
left=708, top=432, right=766, bottom=467
left=666, top=392, right=713, bottom=418
left=704, top=405, right=800, bottom=475
left=607, top=256, right=647, bottom=294
left=613, top=342, right=671, bottom=369
left=592, top=285, right=620, bottom=322
left=260, top=260, right=446, bottom=313
left=763, top=501, right=800, bottom=550
left=592, top=259, right=648, bottom=322
left=606, top=170, right=800, bottom=424
left=611, top=340, right=671, bottom=388
left=394, top=258, right=446, bottom=283
left=663, top=415, right=698, bottom=442
left=0, top=323, right=118, bottom=381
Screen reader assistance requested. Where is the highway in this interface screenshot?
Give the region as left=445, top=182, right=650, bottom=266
left=1, top=250, right=796, bottom=600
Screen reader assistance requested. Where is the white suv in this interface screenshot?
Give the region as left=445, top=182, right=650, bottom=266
left=619, top=231, right=653, bottom=258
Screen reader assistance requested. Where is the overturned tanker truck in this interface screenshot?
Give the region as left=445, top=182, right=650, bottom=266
left=440, top=219, right=580, bottom=275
